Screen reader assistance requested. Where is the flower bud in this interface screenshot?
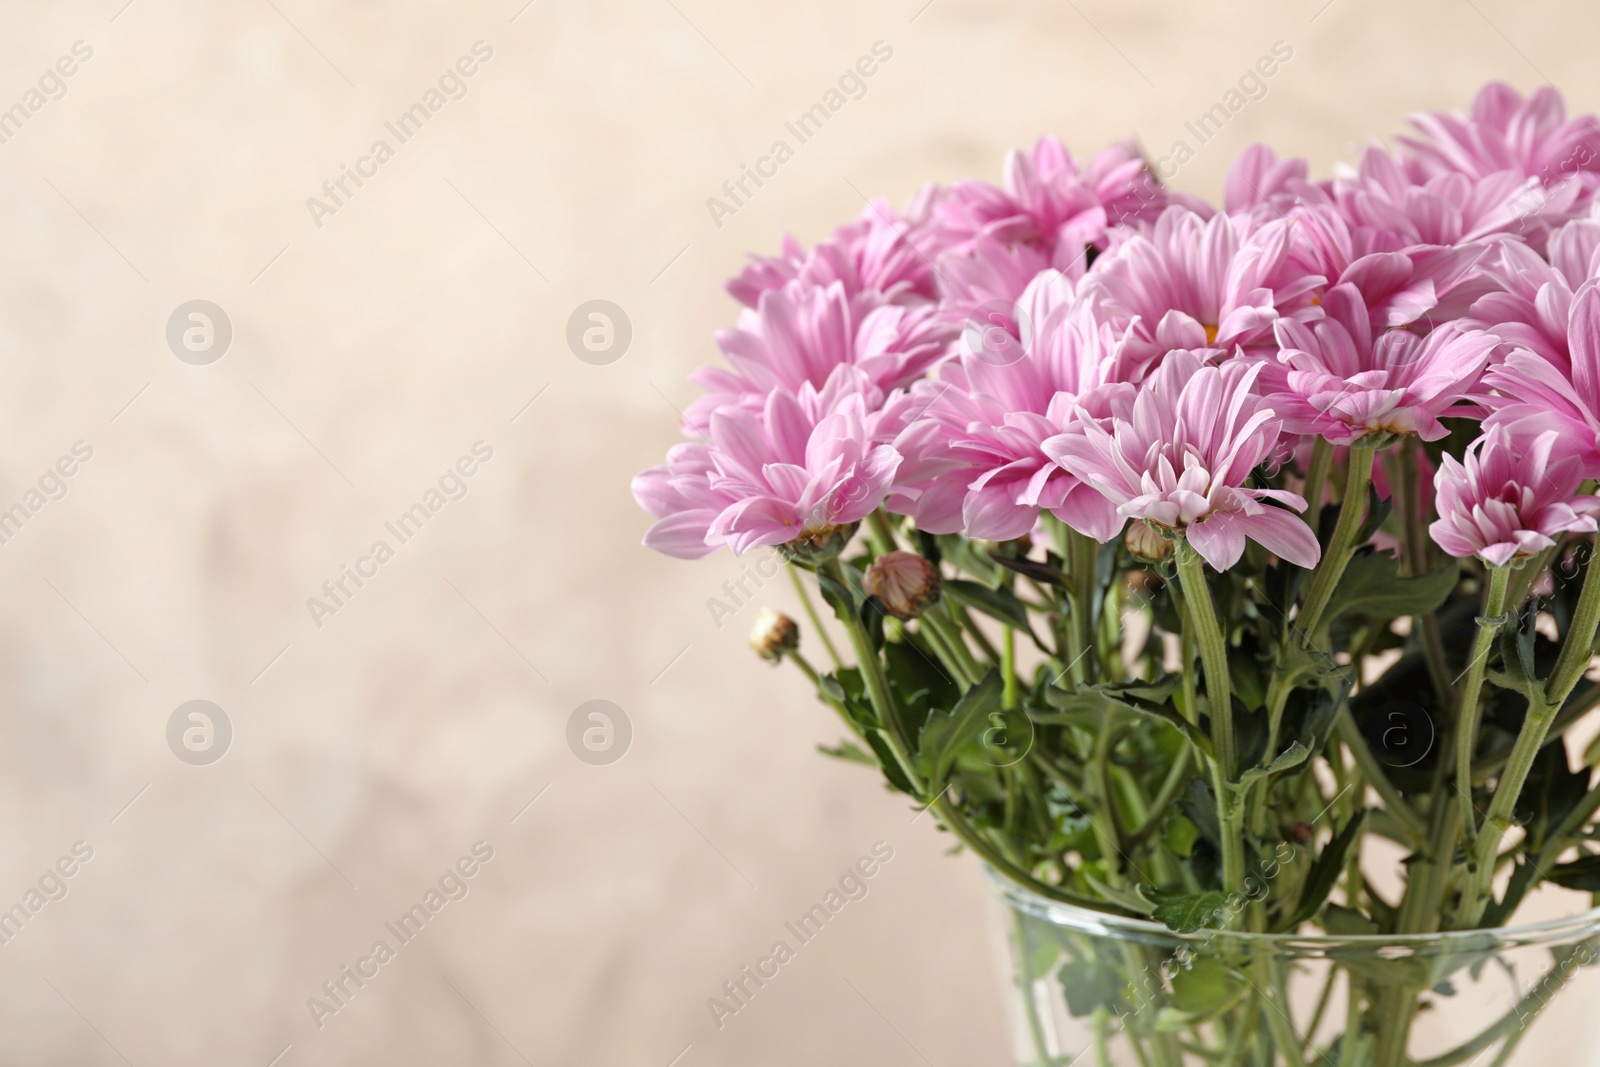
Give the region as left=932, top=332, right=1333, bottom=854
left=1125, top=520, right=1174, bottom=563
left=750, top=608, right=799, bottom=663
left=863, top=551, right=942, bottom=620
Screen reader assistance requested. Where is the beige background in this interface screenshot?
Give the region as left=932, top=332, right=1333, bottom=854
left=0, top=0, right=1595, bottom=1063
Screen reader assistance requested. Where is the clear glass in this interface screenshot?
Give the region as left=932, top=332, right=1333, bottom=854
left=988, top=868, right=1600, bottom=1067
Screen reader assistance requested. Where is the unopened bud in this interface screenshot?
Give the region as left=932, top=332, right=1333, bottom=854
left=863, top=551, right=942, bottom=620
left=1125, top=521, right=1174, bottom=563
left=750, top=608, right=799, bottom=663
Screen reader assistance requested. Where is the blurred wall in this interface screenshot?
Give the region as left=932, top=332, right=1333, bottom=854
left=0, top=0, right=1595, bottom=1063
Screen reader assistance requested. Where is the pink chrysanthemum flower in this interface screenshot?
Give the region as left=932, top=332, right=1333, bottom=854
left=632, top=440, right=737, bottom=560
left=1484, top=281, right=1600, bottom=477
left=1076, top=205, right=1300, bottom=369
left=1468, top=218, right=1600, bottom=374
left=1399, top=82, right=1600, bottom=195
left=1224, top=144, right=1312, bottom=217
left=1042, top=351, right=1321, bottom=571
left=886, top=271, right=1131, bottom=541
left=935, top=137, right=1169, bottom=281
left=1429, top=425, right=1600, bottom=566
left=1265, top=286, right=1499, bottom=445
left=934, top=234, right=1053, bottom=310
left=634, top=372, right=901, bottom=558
left=684, top=280, right=954, bottom=431
left=1331, top=144, right=1581, bottom=253
left=726, top=193, right=948, bottom=307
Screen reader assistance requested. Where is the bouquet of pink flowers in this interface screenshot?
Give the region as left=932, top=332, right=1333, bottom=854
left=635, top=83, right=1600, bottom=1066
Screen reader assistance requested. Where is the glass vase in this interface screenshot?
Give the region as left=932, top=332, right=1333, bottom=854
left=989, top=869, right=1600, bottom=1067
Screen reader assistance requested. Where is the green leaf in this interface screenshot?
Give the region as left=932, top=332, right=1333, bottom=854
left=935, top=535, right=1003, bottom=587
left=1181, top=779, right=1222, bottom=848
left=1319, top=552, right=1456, bottom=626
left=1058, top=958, right=1124, bottom=1018
left=915, top=669, right=1002, bottom=789
left=816, top=568, right=857, bottom=622
left=816, top=740, right=877, bottom=766
left=1238, top=741, right=1310, bottom=786
left=1549, top=854, right=1600, bottom=892
left=823, top=669, right=876, bottom=729
left=1169, top=956, right=1244, bottom=1016
left=1041, top=678, right=1214, bottom=758
left=1321, top=904, right=1378, bottom=936
left=1518, top=744, right=1589, bottom=852
left=1283, top=810, right=1367, bottom=932
left=883, top=639, right=959, bottom=743
left=944, top=579, right=1034, bottom=633
left=1146, top=887, right=1229, bottom=933
left=990, top=552, right=1070, bottom=589
left=864, top=731, right=915, bottom=795
left=1082, top=872, right=1157, bottom=915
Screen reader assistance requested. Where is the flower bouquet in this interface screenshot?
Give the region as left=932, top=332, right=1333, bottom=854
left=634, top=83, right=1600, bottom=1066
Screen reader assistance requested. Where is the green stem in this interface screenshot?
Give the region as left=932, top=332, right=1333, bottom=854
left=822, top=559, right=925, bottom=796
left=790, top=566, right=843, bottom=669
left=1455, top=564, right=1510, bottom=851
left=1299, top=442, right=1377, bottom=645
left=1253, top=944, right=1309, bottom=1067
left=925, top=603, right=984, bottom=685
left=1088, top=708, right=1126, bottom=882
left=1002, top=626, right=1019, bottom=709
left=1545, top=536, right=1600, bottom=702
left=1175, top=540, right=1235, bottom=780
left=1014, top=911, right=1060, bottom=1067
left=1334, top=706, right=1426, bottom=845
left=1339, top=975, right=1368, bottom=1067
left=1127, top=747, right=1192, bottom=847
left=790, top=651, right=866, bottom=743
left=1070, top=531, right=1101, bottom=684
left=919, top=615, right=978, bottom=690
left=1303, top=435, right=1333, bottom=535
left=821, top=562, right=1111, bottom=912
left=866, top=509, right=899, bottom=555
left=950, top=601, right=1001, bottom=660
left=1390, top=440, right=1454, bottom=705
left=1409, top=947, right=1587, bottom=1067
left=1461, top=546, right=1600, bottom=926
left=1174, top=539, right=1244, bottom=895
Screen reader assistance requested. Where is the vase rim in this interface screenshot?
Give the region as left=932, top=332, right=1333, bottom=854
left=986, top=865, right=1600, bottom=949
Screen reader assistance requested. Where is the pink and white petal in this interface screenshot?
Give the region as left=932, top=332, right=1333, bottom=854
left=1185, top=514, right=1249, bottom=572
left=1051, top=483, right=1126, bottom=543
left=642, top=512, right=724, bottom=559
left=1238, top=506, right=1322, bottom=568
left=964, top=481, right=1040, bottom=541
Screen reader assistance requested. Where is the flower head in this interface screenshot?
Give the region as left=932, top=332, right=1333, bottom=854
left=727, top=193, right=948, bottom=307
left=634, top=373, right=900, bottom=558
left=934, top=138, right=1168, bottom=280
left=1468, top=217, right=1600, bottom=375
left=685, top=280, right=954, bottom=431
left=1331, top=144, right=1582, bottom=252
left=1077, top=206, right=1290, bottom=369
left=887, top=271, right=1130, bottom=541
left=1484, top=281, right=1600, bottom=478
left=1265, top=287, right=1499, bottom=445
left=1043, top=351, right=1320, bottom=571
left=1429, top=425, right=1599, bottom=566
left=1398, top=82, right=1600, bottom=195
